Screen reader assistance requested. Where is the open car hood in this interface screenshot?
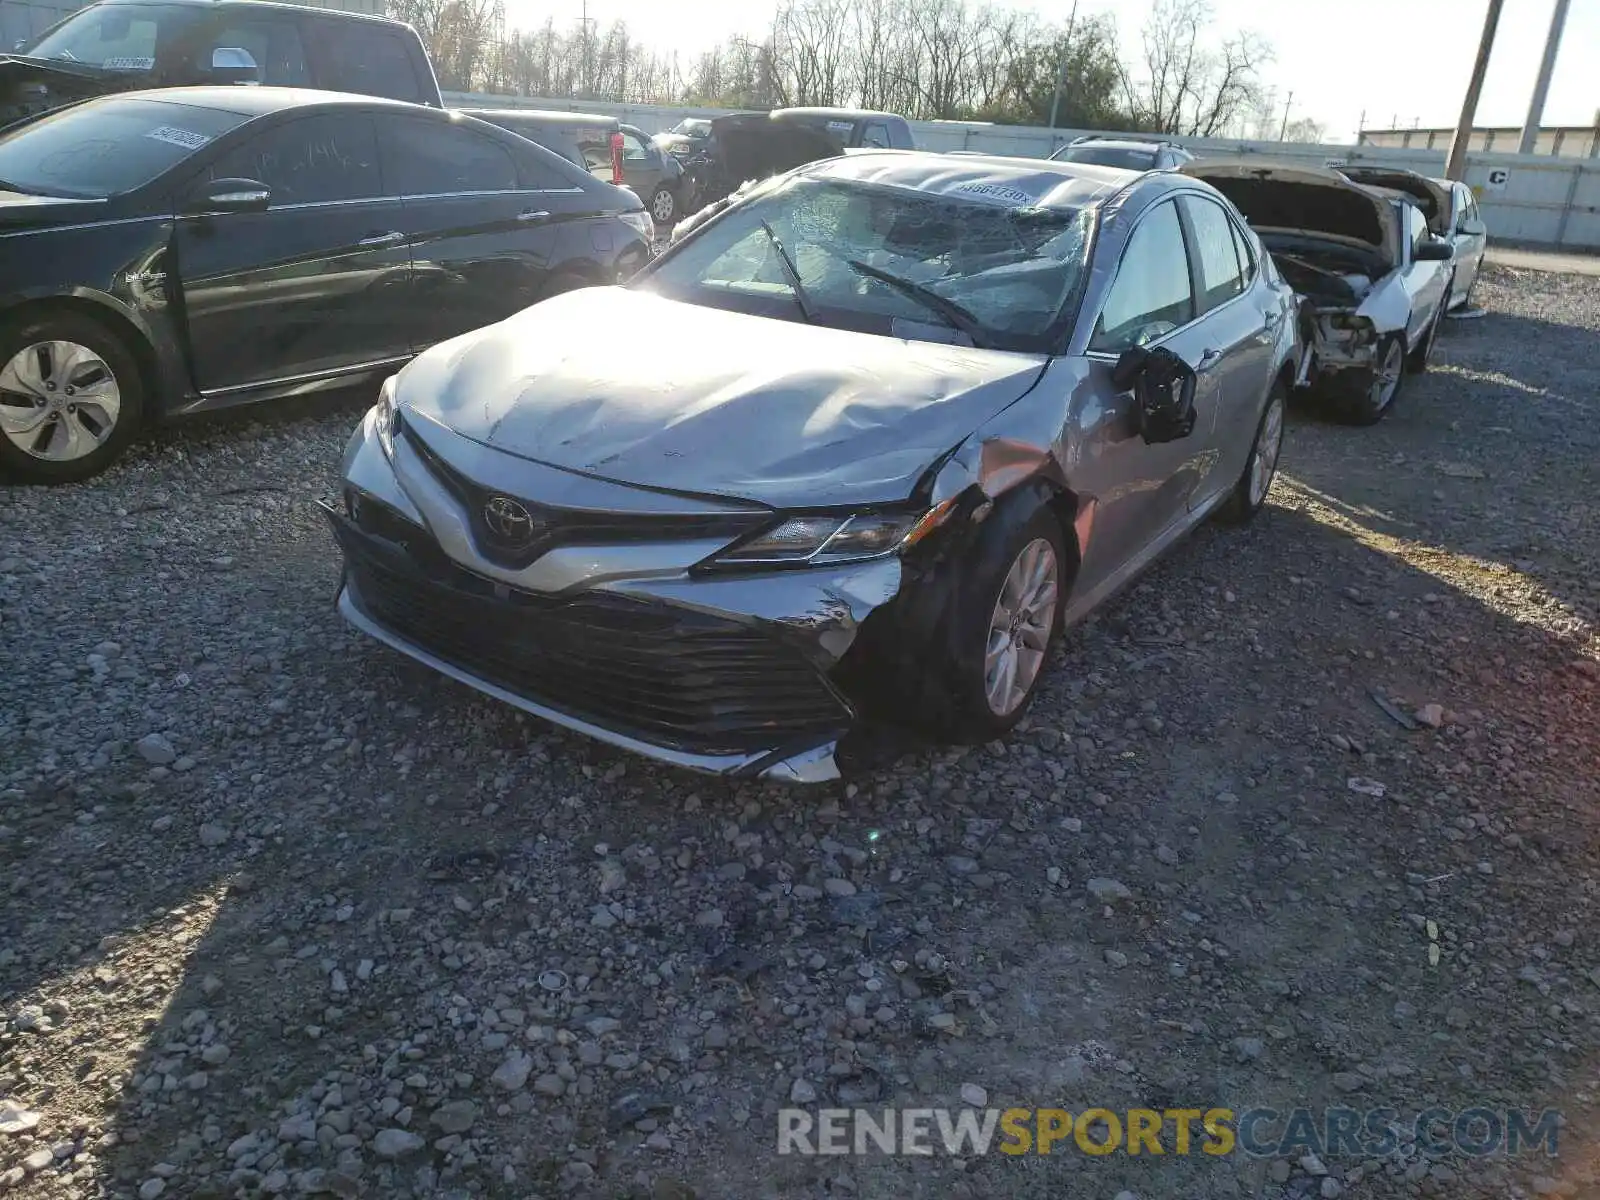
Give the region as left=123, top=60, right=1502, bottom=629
left=1179, top=159, right=1397, bottom=265
left=710, top=112, right=845, bottom=186
left=0, top=55, right=130, bottom=124
left=1336, top=166, right=1451, bottom=235
left=395, top=286, right=1050, bottom=510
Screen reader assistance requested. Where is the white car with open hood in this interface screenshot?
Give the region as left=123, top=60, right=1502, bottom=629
left=1180, top=160, right=1455, bottom=424
left=325, top=151, right=1302, bottom=781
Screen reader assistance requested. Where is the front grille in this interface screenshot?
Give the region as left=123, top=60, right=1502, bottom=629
left=329, top=509, right=850, bottom=756
left=403, top=426, right=769, bottom=569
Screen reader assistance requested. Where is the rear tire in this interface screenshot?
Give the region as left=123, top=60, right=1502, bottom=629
left=1217, top=379, right=1287, bottom=525
left=1333, top=334, right=1405, bottom=426
left=0, top=310, right=144, bottom=484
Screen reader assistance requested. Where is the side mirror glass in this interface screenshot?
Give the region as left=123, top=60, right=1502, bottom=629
left=186, top=177, right=271, bottom=215
left=210, top=46, right=259, bottom=85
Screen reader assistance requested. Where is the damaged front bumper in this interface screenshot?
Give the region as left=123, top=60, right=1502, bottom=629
left=325, top=406, right=908, bottom=783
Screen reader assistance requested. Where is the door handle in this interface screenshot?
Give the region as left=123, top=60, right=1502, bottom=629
left=1197, top=349, right=1224, bottom=371
left=359, top=231, right=405, bottom=246
left=518, top=209, right=552, bottom=223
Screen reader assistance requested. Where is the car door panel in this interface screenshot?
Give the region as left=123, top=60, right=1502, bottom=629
left=172, top=112, right=413, bottom=396
left=619, top=126, right=662, bottom=200
left=1176, top=194, right=1272, bottom=508
left=377, top=114, right=563, bottom=349
left=1073, top=198, right=1210, bottom=594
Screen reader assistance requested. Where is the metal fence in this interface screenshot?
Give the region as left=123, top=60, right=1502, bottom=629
left=446, top=91, right=1600, bottom=253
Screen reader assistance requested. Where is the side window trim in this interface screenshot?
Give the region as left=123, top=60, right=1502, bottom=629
left=1084, top=197, right=1200, bottom=357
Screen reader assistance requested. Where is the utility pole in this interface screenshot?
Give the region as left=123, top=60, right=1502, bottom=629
left=1518, top=0, right=1570, bottom=155
left=577, top=0, right=595, bottom=98
left=1048, top=0, right=1079, bottom=130
left=1445, top=0, right=1504, bottom=181
left=1278, top=91, right=1294, bottom=141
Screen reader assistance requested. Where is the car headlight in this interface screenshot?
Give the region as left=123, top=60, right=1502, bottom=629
left=619, top=209, right=655, bottom=242
left=703, top=502, right=958, bottom=570
left=374, top=374, right=398, bottom=460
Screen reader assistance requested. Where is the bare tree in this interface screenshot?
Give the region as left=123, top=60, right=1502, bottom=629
left=1119, top=0, right=1270, bottom=137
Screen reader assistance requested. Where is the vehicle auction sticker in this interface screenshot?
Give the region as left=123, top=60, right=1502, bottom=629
left=954, top=181, right=1036, bottom=206
left=144, top=126, right=212, bottom=150
left=101, top=55, right=155, bottom=69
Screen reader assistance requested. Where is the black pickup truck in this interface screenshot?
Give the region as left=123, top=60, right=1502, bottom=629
left=3, top=0, right=441, bottom=128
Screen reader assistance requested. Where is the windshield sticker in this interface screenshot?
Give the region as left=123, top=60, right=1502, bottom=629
left=144, top=126, right=212, bottom=151
left=954, top=181, right=1036, bottom=206
left=101, top=55, right=155, bottom=70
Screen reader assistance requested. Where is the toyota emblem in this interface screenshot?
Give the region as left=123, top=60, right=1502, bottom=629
left=482, top=495, right=541, bottom=547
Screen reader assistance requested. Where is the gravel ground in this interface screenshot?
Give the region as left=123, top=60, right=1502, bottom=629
left=2, top=263, right=1597, bottom=1200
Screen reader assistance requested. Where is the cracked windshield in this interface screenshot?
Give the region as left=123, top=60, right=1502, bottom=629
left=644, top=176, right=1093, bottom=349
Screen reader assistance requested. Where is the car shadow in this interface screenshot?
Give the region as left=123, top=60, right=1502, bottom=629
left=4, top=467, right=1584, bottom=1197
left=1281, top=295, right=1597, bottom=649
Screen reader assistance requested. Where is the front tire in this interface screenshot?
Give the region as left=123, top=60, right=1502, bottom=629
left=885, top=503, right=1070, bottom=744
left=1333, top=334, right=1404, bottom=426
left=0, top=311, right=144, bottom=484
left=649, top=185, right=677, bottom=226
left=1217, top=380, right=1286, bottom=525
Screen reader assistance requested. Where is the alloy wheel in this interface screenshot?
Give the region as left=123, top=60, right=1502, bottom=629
left=0, top=340, right=122, bottom=462
left=651, top=189, right=675, bottom=224
left=984, top=537, right=1059, bottom=717
left=1370, top=339, right=1403, bottom=414
left=1248, top=392, right=1286, bottom=508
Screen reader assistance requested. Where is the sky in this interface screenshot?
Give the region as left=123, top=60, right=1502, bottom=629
left=503, top=0, right=1599, bottom=143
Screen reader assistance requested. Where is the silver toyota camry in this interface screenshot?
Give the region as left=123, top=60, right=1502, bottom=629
left=324, top=151, right=1300, bottom=782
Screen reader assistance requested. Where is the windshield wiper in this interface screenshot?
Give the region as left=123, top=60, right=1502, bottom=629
left=758, top=219, right=818, bottom=325
left=843, top=258, right=993, bottom=348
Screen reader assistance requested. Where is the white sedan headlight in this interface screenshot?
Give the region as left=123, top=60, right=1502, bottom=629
left=374, top=374, right=399, bottom=460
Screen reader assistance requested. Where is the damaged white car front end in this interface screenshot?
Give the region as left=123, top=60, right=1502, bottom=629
left=1180, top=160, right=1453, bottom=422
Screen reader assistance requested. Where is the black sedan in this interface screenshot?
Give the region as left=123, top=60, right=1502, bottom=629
left=0, top=87, right=654, bottom=482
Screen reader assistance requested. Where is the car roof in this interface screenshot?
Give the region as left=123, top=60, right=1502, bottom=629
left=462, top=108, right=617, bottom=130
left=94, top=0, right=414, bottom=27
left=1066, top=138, right=1168, bottom=153
left=800, top=149, right=1142, bottom=211
left=78, top=86, right=437, bottom=118
left=773, top=107, right=904, bottom=123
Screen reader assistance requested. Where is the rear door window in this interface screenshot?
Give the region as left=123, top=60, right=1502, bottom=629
left=205, top=113, right=381, bottom=206
left=378, top=116, right=520, bottom=195
left=1180, top=194, right=1246, bottom=311
left=310, top=22, right=423, bottom=103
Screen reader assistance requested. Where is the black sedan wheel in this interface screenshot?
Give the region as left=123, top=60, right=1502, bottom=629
left=0, top=311, right=144, bottom=484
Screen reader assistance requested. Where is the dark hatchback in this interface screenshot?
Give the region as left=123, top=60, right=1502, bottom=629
left=0, top=87, right=653, bottom=483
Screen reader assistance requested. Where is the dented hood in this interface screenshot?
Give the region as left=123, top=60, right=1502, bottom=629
left=396, top=287, right=1049, bottom=510
left=1180, top=159, right=1397, bottom=264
